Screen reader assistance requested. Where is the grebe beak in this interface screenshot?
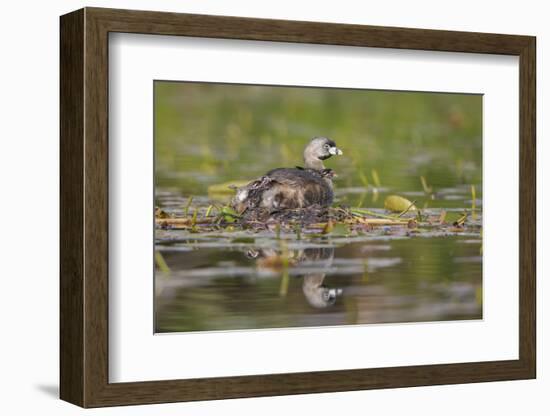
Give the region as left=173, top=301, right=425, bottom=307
left=329, top=146, right=343, bottom=156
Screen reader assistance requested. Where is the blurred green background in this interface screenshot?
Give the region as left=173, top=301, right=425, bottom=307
left=154, top=81, right=482, bottom=201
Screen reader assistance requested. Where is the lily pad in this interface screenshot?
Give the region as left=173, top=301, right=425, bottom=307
left=384, top=195, right=417, bottom=213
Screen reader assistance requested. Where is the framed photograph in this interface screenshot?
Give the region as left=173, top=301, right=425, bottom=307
left=60, top=7, right=536, bottom=407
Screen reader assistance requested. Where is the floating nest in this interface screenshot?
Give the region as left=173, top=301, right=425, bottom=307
left=239, top=205, right=348, bottom=225
left=155, top=204, right=421, bottom=234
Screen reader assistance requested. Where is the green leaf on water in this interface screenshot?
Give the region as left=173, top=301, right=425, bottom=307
left=384, top=195, right=417, bottom=213
left=221, top=206, right=240, bottom=216
left=220, top=206, right=240, bottom=223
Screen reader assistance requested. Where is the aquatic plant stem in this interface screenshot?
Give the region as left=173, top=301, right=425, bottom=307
left=279, top=240, right=290, bottom=296
left=154, top=251, right=171, bottom=274
left=471, top=185, right=477, bottom=220
left=397, top=200, right=417, bottom=217
left=350, top=208, right=399, bottom=220
left=183, top=196, right=194, bottom=217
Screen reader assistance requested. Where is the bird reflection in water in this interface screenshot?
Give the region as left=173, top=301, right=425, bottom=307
left=246, top=247, right=343, bottom=308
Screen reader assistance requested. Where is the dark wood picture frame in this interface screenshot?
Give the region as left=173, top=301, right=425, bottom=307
left=60, top=7, right=536, bottom=408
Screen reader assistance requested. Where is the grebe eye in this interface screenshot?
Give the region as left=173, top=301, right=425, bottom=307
left=323, top=144, right=330, bottom=149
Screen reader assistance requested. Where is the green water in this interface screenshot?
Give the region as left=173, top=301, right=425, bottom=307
left=154, top=81, right=482, bottom=333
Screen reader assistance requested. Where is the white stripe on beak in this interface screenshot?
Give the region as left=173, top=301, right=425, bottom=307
left=329, top=146, right=343, bottom=155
